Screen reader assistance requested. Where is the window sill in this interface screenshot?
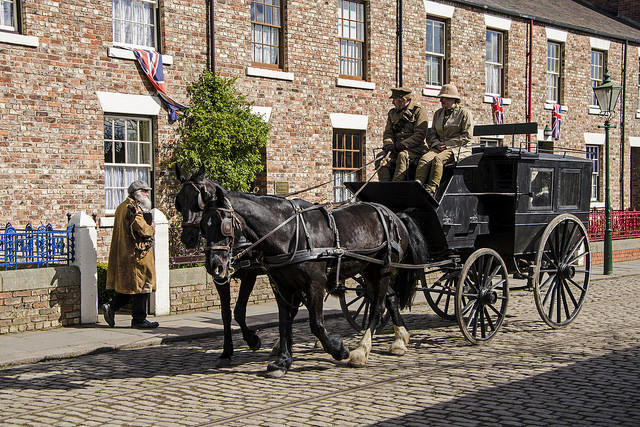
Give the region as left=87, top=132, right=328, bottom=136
left=544, top=103, right=568, bottom=112
left=100, top=216, right=115, bottom=228
left=423, top=85, right=442, bottom=97
left=483, top=95, right=512, bottom=105
left=588, top=106, right=602, bottom=115
left=336, top=78, right=375, bottom=90
left=0, top=31, right=38, bottom=48
left=246, top=66, right=294, bottom=81
left=590, top=201, right=605, bottom=209
left=108, top=47, right=173, bottom=65
left=636, top=111, right=640, bottom=119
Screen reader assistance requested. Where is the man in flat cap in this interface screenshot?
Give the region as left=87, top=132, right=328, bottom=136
left=376, top=87, right=429, bottom=181
left=103, top=180, right=159, bottom=329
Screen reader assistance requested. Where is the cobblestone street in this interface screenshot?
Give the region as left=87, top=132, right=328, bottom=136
left=1, top=273, right=639, bottom=426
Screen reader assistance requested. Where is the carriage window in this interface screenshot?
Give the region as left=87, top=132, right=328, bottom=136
left=104, top=116, right=153, bottom=212
left=251, top=0, right=283, bottom=68
left=0, top=0, right=18, bottom=32
left=112, top=0, right=158, bottom=49
left=339, top=0, right=366, bottom=79
left=530, top=168, right=553, bottom=209
left=559, top=170, right=580, bottom=208
left=333, top=130, right=363, bottom=203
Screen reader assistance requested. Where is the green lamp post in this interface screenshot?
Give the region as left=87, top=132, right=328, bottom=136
left=592, top=70, right=622, bottom=275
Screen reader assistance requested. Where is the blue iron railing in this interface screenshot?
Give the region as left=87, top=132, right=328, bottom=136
left=0, top=222, right=75, bottom=270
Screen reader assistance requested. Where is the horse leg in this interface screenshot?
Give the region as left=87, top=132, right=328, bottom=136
left=348, top=277, right=386, bottom=367
left=215, top=282, right=234, bottom=367
left=266, top=292, right=296, bottom=378
left=306, top=286, right=349, bottom=361
left=233, top=269, right=261, bottom=351
left=385, top=291, right=410, bottom=356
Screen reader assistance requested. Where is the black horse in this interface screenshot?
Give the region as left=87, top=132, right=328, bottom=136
left=199, top=181, right=427, bottom=377
left=175, top=165, right=270, bottom=367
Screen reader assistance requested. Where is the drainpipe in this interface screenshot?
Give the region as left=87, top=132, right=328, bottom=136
left=210, top=0, right=215, bottom=72
left=621, top=39, right=627, bottom=210
left=527, top=19, right=533, bottom=148
left=396, top=0, right=403, bottom=87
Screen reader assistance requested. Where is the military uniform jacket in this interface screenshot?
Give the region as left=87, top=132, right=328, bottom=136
left=382, top=99, right=429, bottom=159
left=428, top=104, right=474, bottom=160
left=106, top=197, right=156, bottom=295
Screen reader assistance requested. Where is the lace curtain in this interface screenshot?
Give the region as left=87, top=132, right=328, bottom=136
left=113, top=0, right=156, bottom=48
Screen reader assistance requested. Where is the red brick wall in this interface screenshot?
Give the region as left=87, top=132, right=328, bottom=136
left=1, top=1, right=640, bottom=261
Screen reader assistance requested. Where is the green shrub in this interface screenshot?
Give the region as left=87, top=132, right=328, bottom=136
left=175, top=71, right=269, bottom=191
left=97, top=262, right=116, bottom=305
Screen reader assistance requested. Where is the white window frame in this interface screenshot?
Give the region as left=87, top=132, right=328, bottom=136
left=426, top=18, right=446, bottom=87
left=251, top=0, right=283, bottom=68
left=0, top=0, right=17, bottom=32
left=112, top=0, right=158, bottom=50
left=637, top=57, right=640, bottom=113
left=590, top=50, right=605, bottom=107
left=332, top=128, right=365, bottom=203
left=546, top=41, right=562, bottom=103
left=585, top=144, right=601, bottom=203
left=104, top=115, right=154, bottom=213
left=338, top=0, right=366, bottom=80
left=485, top=29, right=504, bottom=96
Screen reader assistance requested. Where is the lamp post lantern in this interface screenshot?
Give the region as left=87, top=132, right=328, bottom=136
left=592, top=70, right=622, bottom=275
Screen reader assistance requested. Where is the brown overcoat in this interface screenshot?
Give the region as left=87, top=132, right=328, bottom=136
left=427, top=104, right=474, bottom=161
left=106, top=197, right=156, bottom=294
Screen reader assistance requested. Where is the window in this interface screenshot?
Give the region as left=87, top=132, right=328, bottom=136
left=333, top=130, right=363, bottom=203
left=591, top=50, right=605, bottom=106
left=104, top=116, right=153, bottom=211
left=559, top=170, right=580, bottom=208
left=338, top=0, right=365, bottom=79
left=0, top=0, right=17, bottom=32
left=426, top=18, right=446, bottom=86
left=586, top=145, right=600, bottom=202
left=479, top=138, right=501, bottom=147
left=546, top=41, right=562, bottom=103
left=112, top=0, right=158, bottom=49
left=486, top=30, right=504, bottom=95
left=251, top=0, right=282, bottom=68
left=530, top=168, right=553, bottom=209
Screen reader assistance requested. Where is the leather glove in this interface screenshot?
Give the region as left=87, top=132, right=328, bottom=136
left=394, top=141, right=405, bottom=152
left=382, top=144, right=394, bottom=152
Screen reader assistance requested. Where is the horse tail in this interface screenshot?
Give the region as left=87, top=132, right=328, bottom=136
left=392, top=212, right=430, bottom=310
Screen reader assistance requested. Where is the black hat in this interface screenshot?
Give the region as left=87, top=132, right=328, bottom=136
left=128, top=180, right=152, bottom=195
left=389, top=87, right=412, bottom=99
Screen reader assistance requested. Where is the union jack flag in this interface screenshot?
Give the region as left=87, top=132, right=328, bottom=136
left=132, top=48, right=186, bottom=121
left=492, top=96, right=504, bottom=124
left=552, top=103, right=562, bottom=140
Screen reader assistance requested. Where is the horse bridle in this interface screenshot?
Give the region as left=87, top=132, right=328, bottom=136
left=204, top=197, right=241, bottom=255
left=180, top=181, right=207, bottom=230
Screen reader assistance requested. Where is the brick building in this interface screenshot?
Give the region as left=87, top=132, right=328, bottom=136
left=2, top=0, right=640, bottom=260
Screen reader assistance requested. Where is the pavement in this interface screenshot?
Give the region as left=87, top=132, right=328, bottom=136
left=1, top=259, right=639, bottom=369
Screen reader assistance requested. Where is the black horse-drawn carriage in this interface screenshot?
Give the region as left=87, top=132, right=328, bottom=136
left=343, top=122, right=592, bottom=344
left=176, top=122, right=592, bottom=376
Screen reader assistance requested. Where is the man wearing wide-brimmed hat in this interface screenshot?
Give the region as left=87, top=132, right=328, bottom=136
left=415, top=83, right=474, bottom=195
left=376, top=87, right=429, bottom=181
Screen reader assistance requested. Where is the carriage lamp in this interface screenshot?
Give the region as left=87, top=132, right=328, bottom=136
left=592, top=70, right=622, bottom=275
left=543, top=125, right=552, bottom=139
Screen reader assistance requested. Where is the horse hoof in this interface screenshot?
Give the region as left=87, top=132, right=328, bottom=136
left=347, top=349, right=367, bottom=367
left=314, top=339, right=322, bottom=349
left=266, top=369, right=286, bottom=379
left=217, top=357, right=232, bottom=368
left=389, top=344, right=407, bottom=356
left=249, top=336, right=262, bottom=352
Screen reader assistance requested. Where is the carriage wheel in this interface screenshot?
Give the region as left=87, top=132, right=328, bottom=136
left=455, top=248, right=509, bottom=344
left=338, top=277, right=391, bottom=333
left=533, top=214, right=590, bottom=328
left=423, top=269, right=459, bottom=321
